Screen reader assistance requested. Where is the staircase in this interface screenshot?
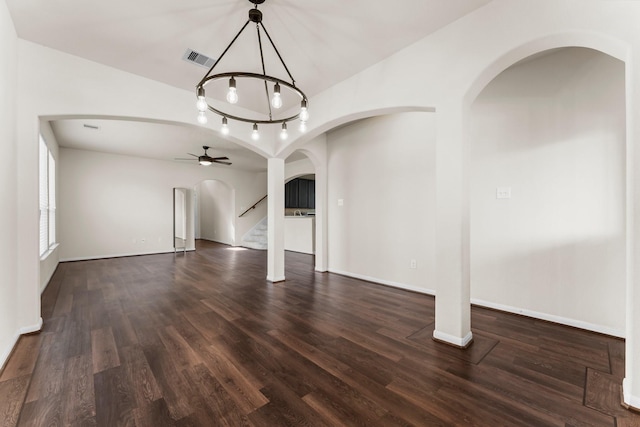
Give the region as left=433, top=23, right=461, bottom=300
left=241, top=217, right=268, bottom=250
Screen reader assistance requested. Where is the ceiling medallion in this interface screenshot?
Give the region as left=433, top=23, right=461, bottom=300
left=195, top=0, right=309, bottom=141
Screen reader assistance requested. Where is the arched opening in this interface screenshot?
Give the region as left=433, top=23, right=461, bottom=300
left=284, top=154, right=317, bottom=257
left=469, top=47, right=626, bottom=336
left=323, top=112, right=437, bottom=291
left=194, top=179, right=236, bottom=246
left=453, top=31, right=638, bottom=409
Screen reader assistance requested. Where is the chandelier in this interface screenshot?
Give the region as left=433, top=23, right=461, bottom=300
left=195, top=0, right=309, bottom=141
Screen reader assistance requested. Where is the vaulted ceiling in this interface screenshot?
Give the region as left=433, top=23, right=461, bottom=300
left=8, top=0, right=493, bottom=170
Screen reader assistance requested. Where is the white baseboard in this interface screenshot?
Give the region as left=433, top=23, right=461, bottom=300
left=623, top=378, right=640, bottom=411
left=60, top=248, right=194, bottom=262
left=1, top=318, right=43, bottom=373
left=199, top=238, right=233, bottom=246
left=0, top=333, right=20, bottom=373
left=328, top=268, right=436, bottom=296
left=20, top=317, right=43, bottom=335
left=326, top=269, right=622, bottom=338
left=433, top=330, right=474, bottom=348
left=471, top=298, right=625, bottom=338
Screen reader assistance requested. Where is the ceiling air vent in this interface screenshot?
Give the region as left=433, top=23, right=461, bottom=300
left=183, top=49, right=216, bottom=68
left=83, top=124, right=100, bottom=130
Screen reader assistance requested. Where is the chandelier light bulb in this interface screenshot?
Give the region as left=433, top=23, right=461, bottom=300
left=226, top=77, right=238, bottom=104
left=280, top=122, right=288, bottom=140
left=196, top=96, right=208, bottom=112
left=299, top=99, right=309, bottom=122
left=251, top=123, right=260, bottom=141
left=299, top=121, right=307, bottom=133
left=271, top=83, right=282, bottom=109
left=197, top=111, right=208, bottom=125
left=221, top=117, right=230, bottom=135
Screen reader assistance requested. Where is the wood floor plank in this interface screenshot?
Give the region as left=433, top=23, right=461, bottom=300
left=2, top=240, right=639, bottom=426
left=0, top=335, right=41, bottom=382
left=132, top=398, right=177, bottom=427
left=182, top=363, right=254, bottom=427
left=91, top=327, right=121, bottom=374
left=61, top=353, right=96, bottom=426
left=18, top=393, right=63, bottom=427
left=119, top=345, right=162, bottom=409
left=23, top=333, right=65, bottom=404
left=0, top=375, right=30, bottom=426
left=93, top=365, right=136, bottom=427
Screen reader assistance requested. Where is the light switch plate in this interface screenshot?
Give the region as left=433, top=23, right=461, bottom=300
left=338, top=198, right=344, bottom=206
left=496, top=187, right=511, bottom=199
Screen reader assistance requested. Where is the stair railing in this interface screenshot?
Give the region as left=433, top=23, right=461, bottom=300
left=239, top=194, right=267, bottom=217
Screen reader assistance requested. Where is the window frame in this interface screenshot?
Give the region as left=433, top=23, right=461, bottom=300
left=39, top=135, right=57, bottom=257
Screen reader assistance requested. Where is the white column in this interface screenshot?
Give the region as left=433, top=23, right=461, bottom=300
left=17, top=114, right=42, bottom=333
left=267, top=157, right=286, bottom=282
left=624, top=51, right=640, bottom=411
left=432, top=102, right=473, bottom=348
left=314, top=159, right=328, bottom=272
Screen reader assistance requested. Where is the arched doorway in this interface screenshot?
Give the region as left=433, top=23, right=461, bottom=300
left=469, top=47, right=626, bottom=335
left=194, top=179, right=236, bottom=246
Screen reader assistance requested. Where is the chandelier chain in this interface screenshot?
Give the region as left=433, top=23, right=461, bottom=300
left=259, top=22, right=296, bottom=86
left=256, top=23, right=273, bottom=121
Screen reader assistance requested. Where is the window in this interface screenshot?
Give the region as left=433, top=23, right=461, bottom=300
left=39, top=136, right=56, bottom=256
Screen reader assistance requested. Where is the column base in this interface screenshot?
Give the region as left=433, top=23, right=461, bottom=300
left=267, top=275, right=286, bottom=283
left=432, top=330, right=473, bottom=349
left=623, top=378, right=640, bottom=412
left=20, top=317, right=43, bottom=334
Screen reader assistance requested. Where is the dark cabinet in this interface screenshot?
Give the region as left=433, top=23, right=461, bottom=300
left=285, top=178, right=315, bottom=208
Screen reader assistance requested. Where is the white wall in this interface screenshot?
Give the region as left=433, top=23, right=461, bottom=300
left=0, top=0, right=19, bottom=369
left=327, top=112, right=437, bottom=293
left=59, top=148, right=265, bottom=260
left=38, top=120, right=60, bottom=292
left=285, top=158, right=314, bottom=181
left=197, top=180, right=235, bottom=245
left=469, top=48, right=626, bottom=335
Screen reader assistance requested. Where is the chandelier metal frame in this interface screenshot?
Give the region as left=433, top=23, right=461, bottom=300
left=195, top=0, right=309, bottom=128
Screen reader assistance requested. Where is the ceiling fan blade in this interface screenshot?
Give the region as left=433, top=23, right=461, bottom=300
left=187, top=153, right=199, bottom=157
left=174, top=158, right=197, bottom=161
left=213, top=160, right=232, bottom=165
left=212, top=156, right=229, bottom=161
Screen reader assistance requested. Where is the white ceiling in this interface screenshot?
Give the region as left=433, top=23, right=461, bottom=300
left=8, top=0, right=493, bottom=171
left=49, top=118, right=270, bottom=171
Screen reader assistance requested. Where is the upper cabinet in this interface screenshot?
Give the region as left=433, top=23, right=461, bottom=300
left=285, top=178, right=315, bottom=209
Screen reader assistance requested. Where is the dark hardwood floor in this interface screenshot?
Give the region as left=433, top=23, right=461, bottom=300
left=1, top=240, right=639, bottom=426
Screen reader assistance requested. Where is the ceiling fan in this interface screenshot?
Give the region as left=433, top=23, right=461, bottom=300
left=175, top=146, right=231, bottom=166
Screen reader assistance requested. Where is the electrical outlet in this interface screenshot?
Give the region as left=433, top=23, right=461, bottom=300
left=338, top=199, right=344, bottom=206
left=410, top=259, right=417, bottom=269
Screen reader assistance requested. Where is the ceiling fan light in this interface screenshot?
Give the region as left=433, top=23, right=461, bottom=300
left=199, top=159, right=212, bottom=166
left=221, top=117, right=230, bottom=135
